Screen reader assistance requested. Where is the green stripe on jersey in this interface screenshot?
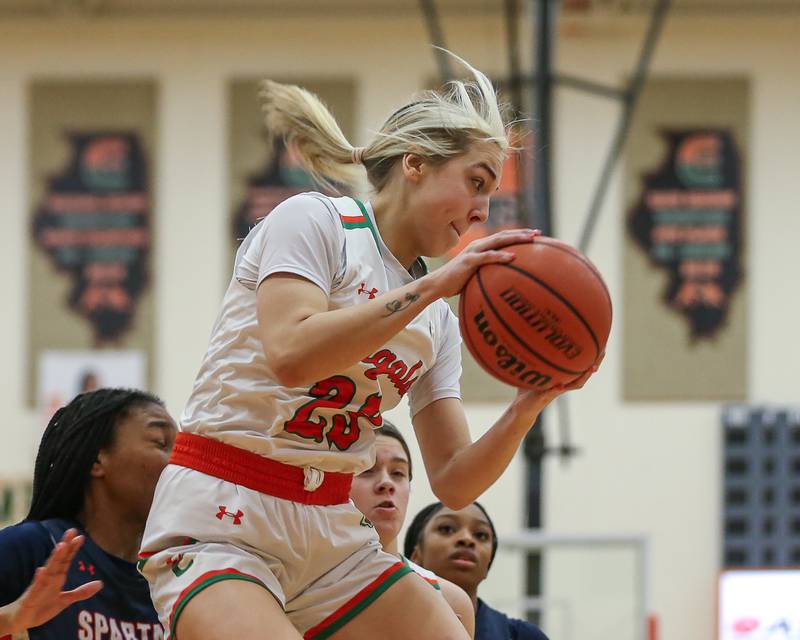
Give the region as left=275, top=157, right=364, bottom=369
left=340, top=198, right=380, bottom=249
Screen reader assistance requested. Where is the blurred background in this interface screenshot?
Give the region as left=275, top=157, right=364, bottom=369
left=1, top=1, right=799, bottom=639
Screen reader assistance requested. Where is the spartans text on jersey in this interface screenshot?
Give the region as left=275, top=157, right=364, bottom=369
left=77, top=610, right=163, bottom=640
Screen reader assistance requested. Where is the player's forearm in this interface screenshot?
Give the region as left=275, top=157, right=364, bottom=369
left=431, top=401, right=546, bottom=509
left=265, top=276, right=440, bottom=387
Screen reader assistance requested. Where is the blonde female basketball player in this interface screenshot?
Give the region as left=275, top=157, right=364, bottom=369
left=138, top=51, right=599, bottom=640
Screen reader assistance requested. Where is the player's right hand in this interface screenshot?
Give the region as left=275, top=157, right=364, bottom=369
left=426, top=228, right=541, bottom=299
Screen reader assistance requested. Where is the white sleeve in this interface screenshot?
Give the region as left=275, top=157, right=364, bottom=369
left=233, top=193, right=344, bottom=296
left=408, top=303, right=463, bottom=417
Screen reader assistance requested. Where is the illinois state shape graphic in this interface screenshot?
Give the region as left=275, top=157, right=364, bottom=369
left=627, top=129, right=743, bottom=340
left=32, top=132, right=151, bottom=342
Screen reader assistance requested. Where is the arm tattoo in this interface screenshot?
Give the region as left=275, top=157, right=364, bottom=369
left=383, top=292, right=421, bottom=317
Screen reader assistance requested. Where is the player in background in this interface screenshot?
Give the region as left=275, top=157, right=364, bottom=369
left=0, top=388, right=177, bottom=640
left=349, top=420, right=475, bottom=637
left=139, top=50, right=599, bottom=640
left=405, top=502, right=549, bottom=640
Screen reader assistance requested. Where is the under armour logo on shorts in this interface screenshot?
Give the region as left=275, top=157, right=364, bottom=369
left=216, top=505, right=244, bottom=525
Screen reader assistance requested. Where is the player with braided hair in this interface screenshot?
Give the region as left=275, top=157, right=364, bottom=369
left=0, top=388, right=177, bottom=639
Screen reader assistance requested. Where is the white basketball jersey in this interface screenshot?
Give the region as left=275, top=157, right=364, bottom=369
left=181, top=193, right=461, bottom=475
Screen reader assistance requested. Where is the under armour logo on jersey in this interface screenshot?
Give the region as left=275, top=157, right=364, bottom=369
left=216, top=506, right=244, bottom=525
left=358, top=282, right=378, bottom=299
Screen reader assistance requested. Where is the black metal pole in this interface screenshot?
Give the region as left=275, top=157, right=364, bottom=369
left=505, top=0, right=524, bottom=112
left=530, top=0, right=555, bottom=236
left=504, top=0, right=530, bottom=224
left=576, top=0, right=671, bottom=253
left=524, top=0, right=557, bottom=624
left=418, top=0, right=453, bottom=82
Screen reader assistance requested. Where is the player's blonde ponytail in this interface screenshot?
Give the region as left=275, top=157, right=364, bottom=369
left=258, top=49, right=511, bottom=194
left=258, top=80, right=361, bottom=192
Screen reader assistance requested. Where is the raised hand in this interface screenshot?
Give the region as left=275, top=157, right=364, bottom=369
left=0, top=528, right=103, bottom=635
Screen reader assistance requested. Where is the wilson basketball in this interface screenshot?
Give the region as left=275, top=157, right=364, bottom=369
left=458, top=237, right=612, bottom=390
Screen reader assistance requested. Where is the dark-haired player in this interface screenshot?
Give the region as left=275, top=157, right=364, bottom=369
left=0, top=388, right=177, bottom=639
left=405, top=502, right=549, bottom=640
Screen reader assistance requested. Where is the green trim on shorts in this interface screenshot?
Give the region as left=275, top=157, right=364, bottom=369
left=304, top=562, right=413, bottom=640
left=170, top=570, right=268, bottom=639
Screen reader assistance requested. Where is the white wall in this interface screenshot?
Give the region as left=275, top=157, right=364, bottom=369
left=545, top=15, right=800, bottom=640
left=1, top=11, right=799, bottom=640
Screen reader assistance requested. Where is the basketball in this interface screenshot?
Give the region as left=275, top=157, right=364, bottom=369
left=458, top=237, right=612, bottom=390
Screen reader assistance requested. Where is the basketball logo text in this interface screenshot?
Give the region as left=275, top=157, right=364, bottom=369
left=472, top=310, right=552, bottom=388
left=499, top=287, right=584, bottom=360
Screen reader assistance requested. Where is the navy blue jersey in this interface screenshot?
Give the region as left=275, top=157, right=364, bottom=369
left=0, top=519, right=162, bottom=640
left=475, top=598, right=550, bottom=640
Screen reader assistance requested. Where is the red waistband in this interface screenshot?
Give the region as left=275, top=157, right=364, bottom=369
left=168, top=432, right=353, bottom=505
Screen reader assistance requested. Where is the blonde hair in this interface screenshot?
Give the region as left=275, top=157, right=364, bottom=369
left=258, top=50, right=510, bottom=193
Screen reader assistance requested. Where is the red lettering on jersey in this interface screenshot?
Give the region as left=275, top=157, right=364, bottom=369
left=285, top=375, right=382, bottom=450
left=362, top=349, right=422, bottom=397
left=328, top=390, right=383, bottom=450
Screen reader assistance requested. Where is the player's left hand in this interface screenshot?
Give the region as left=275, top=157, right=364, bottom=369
left=510, top=350, right=605, bottom=415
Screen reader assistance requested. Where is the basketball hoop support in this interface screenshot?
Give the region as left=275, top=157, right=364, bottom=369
left=501, top=530, right=654, bottom=640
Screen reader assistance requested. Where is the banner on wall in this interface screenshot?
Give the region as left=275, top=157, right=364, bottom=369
left=232, top=139, right=321, bottom=242
left=37, top=349, right=147, bottom=424
left=627, top=129, right=743, bottom=339
left=31, top=132, right=151, bottom=343
left=228, top=78, right=355, bottom=246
